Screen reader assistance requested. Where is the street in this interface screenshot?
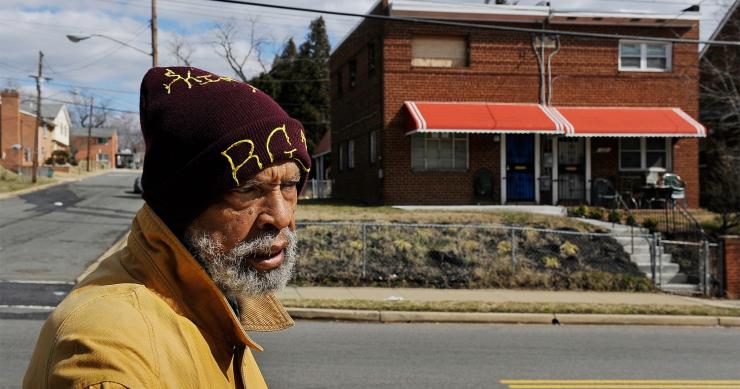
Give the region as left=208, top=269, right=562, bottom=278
left=0, top=171, right=142, bottom=283
left=3, top=319, right=740, bottom=388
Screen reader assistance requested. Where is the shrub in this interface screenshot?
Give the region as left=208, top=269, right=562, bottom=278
left=541, top=256, right=560, bottom=269
left=559, top=241, right=579, bottom=257
left=571, top=205, right=588, bottom=218
left=51, top=150, right=70, bottom=165
left=587, top=207, right=605, bottom=220
left=608, top=209, right=621, bottom=223
left=496, top=240, right=512, bottom=255
left=642, top=218, right=658, bottom=232
left=626, top=214, right=637, bottom=226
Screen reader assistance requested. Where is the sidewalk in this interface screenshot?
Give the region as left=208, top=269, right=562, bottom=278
left=277, top=286, right=740, bottom=326
left=0, top=168, right=116, bottom=200
left=278, top=286, right=740, bottom=308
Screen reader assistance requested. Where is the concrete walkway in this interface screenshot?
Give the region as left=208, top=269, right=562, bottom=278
left=278, top=286, right=740, bottom=309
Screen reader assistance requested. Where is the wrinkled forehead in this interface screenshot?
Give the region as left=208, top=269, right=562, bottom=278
left=243, top=161, right=300, bottom=186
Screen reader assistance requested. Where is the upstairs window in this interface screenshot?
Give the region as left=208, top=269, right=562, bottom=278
left=619, top=41, right=671, bottom=71
left=411, top=35, right=468, bottom=68
left=348, top=59, right=357, bottom=89
left=367, top=42, right=376, bottom=77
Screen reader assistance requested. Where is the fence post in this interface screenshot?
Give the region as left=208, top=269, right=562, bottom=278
left=362, top=224, right=367, bottom=279
left=703, top=239, right=710, bottom=297
left=511, top=229, right=517, bottom=272
left=657, top=233, right=663, bottom=288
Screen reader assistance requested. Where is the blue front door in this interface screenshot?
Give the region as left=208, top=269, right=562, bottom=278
left=506, top=134, right=535, bottom=202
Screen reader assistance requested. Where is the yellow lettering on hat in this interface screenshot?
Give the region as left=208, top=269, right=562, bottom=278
left=163, top=68, right=239, bottom=95
left=221, top=139, right=263, bottom=186
left=266, top=125, right=298, bottom=162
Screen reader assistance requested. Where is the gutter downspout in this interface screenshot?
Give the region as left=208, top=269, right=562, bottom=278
left=531, top=34, right=545, bottom=105
left=547, top=35, right=561, bottom=106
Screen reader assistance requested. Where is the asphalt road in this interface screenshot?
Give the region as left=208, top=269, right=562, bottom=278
left=2, top=320, right=739, bottom=388
left=0, top=171, right=142, bottom=282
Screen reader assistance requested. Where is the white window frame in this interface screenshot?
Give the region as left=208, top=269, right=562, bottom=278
left=369, top=131, right=377, bottom=164
left=618, top=137, right=672, bottom=171
left=618, top=40, right=672, bottom=72
left=348, top=140, right=355, bottom=169
left=411, top=133, right=469, bottom=171
left=411, top=35, right=469, bottom=68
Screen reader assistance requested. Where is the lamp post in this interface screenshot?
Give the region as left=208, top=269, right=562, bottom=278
left=66, top=33, right=157, bottom=67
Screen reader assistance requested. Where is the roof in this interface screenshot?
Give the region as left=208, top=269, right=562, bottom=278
left=70, top=127, right=117, bottom=138
left=19, top=101, right=64, bottom=120
left=312, top=130, right=331, bottom=158
left=404, top=102, right=705, bottom=138
left=389, top=0, right=700, bottom=27
left=700, top=0, right=740, bottom=57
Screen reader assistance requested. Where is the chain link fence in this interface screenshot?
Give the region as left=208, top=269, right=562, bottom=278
left=294, top=222, right=654, bottom=291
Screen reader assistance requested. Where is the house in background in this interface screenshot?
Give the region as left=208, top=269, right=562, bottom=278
left=0, top=89, right=57, bottom=173
left=70, top=127, right=119, bottom=170
left=330, top=0, right=705, bottom=208
left=20, top=101, right=72, bottom=155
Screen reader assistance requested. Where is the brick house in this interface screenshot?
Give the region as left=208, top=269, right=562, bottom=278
left=330, top=1, right=705, bottom=208
left=70, top=127, right=119, bottom=170
left=0, top=89, right=59, bottom=172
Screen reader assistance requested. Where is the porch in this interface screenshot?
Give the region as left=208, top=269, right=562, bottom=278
left=403, top=102, right=705, bottom=207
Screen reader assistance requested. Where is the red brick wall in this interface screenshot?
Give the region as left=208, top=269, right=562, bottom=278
left=331, top=14, right=702, bottom=206
left=723, top=236, right=740, bottom=299
left=1, top=90, right=54, bottom=171
left=71, top=131, right=118, bottom=169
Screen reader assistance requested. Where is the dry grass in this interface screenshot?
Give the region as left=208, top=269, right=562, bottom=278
left=296, top=200, right=599, bottom=232
left=281, top=298, right=740, bottom=317
left=0, top=166, right=55, bottom=194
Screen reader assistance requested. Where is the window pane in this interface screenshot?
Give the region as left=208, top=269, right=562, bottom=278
left=455, top=141, right=467, bottom=169
left=646, top=44, right=666, bottom=57
left=621, top=43, right=640, bottom=56
left=646, top=151, right=666, bottom=168
left=427, top=139, right=440, bottom=159
left=621, top=151, right=641, bottom=169
left=620, top=138, right=640, bottom=151
left=645, top=138, right=665, bottom=151
left=412, top=36, right=467, bottom=68
left=646, top=57, right=667, bottom=69
left=411, top=134, right=425, bottom=169
left=621, top=57, right=641, bottom=68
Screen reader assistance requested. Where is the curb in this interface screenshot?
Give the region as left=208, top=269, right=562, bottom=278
left=286, top=308, right=740, bottom=327
left=0, top=169, right=110, bottom=200
left=75, top=232, right=129, bottom=284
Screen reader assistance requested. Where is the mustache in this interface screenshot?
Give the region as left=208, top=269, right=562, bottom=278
left=229, top=228, right=296, bottom=259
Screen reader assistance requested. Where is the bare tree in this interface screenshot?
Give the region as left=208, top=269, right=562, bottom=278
left=108, top=113, right=144, bottom=153
left=169, top=35, right=194, bottom=67
left=69, top=91, right=110, bottom=128
left=213, top=18, right=267, bottom=82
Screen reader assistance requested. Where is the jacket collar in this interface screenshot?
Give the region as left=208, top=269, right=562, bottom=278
left=122, top=204, right=294, bottom=351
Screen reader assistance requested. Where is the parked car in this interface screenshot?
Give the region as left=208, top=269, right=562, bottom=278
left=133, top=176, right=143, bottom=194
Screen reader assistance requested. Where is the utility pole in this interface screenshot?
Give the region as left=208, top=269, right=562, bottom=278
left=86, top=97, right=94, bottom=172
left=29, top=51, right=46, bottom=184
left=151, top=0, right=158, bottom=67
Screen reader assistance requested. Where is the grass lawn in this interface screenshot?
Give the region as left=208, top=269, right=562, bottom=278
left=281, top=298, right=740, bottom=317
left=297, top=199, right=600, bottom=232
left=0, top=167, right=55, bottom=194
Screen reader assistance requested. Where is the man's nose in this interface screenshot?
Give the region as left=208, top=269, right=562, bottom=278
left=255, top=187, right=293, bottom=231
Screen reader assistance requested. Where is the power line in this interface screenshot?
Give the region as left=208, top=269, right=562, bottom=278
left=44, top=97, right=139, bottom=114
left=206, top=0, right=740, bottom=47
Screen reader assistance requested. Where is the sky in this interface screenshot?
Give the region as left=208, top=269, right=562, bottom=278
left=0, top=0, right=735, bottom=124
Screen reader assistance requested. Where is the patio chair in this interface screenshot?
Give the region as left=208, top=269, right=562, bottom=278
left=591, top=178, right=619, bottom=208
left=664, top=173, right=687, bottom=208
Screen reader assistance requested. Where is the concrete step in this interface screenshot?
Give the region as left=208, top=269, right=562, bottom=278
left=661, top=283, right=702, bottom=295
left=639, top=262, right=679, bottom=276
left=614, top=236, right=652, bottom=245
left=645, top=272, right=688, bottom=284
left=623, top=245, right=652, bottom=255
left=630, top=253, right=673, bottom=265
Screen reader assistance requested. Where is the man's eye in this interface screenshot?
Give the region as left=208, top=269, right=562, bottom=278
left=234, top=186, right=257, bottom=194
left=281, top=181, right=299, bottom=190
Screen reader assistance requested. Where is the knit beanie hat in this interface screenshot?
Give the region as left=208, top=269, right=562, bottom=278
left=139, top=67, right=311, bottom=236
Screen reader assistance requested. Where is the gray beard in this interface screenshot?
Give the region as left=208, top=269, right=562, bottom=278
left=183, top=227, right=298, bottom=299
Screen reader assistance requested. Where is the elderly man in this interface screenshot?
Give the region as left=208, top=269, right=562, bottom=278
left=24, top=67, right=310, bottom=388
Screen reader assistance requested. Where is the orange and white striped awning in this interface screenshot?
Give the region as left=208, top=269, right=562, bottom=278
left=404, top=102, right=706, bottom=137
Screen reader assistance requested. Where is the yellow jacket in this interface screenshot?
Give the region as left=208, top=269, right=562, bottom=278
left=24, top=204, right=293, bottom=389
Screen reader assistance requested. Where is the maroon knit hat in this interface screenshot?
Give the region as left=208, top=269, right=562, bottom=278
left=139, top=67, right=311, bottom=236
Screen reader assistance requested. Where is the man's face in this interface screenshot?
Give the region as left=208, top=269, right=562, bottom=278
left=184, top=161, right=301, bottom=298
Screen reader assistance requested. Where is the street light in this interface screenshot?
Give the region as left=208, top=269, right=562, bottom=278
left=66, top=34, right=155, bottom=66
